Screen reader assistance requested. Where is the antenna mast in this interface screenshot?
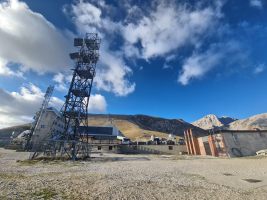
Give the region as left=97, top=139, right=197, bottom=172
left=62, top=33, right=100, bottom=139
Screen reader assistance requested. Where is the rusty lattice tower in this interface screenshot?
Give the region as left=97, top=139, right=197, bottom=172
left=62, top=33, right=101, bottom=140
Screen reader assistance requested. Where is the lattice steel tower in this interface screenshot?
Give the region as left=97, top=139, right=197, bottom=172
left=62, top=33, right=101, bottom=140
left=26, top=85, right=54, bottom=150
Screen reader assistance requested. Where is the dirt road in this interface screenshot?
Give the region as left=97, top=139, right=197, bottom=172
left=0, top=148, right=266, bottom=199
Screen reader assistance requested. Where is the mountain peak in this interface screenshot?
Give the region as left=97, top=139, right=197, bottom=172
left=193, top=114, right=237, bottom=130
left=227, top=113, right=267, bottom=130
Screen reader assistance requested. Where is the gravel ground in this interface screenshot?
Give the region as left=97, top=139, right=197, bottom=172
left=0, top=148, right=267, bottom=200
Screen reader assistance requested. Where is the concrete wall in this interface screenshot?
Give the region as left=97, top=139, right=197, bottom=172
left=209, top=134, right=228, bottom=157
left=184, top=129, right=201, bottom=155
left=198, top=137, right=207, bottom=155
left=32, top=110, right=64, bottom=145
left=223, top=131, right=267, bottom=157
left=91, top=145, right=119, bottom=153
left=118, top=145, right=187, bottom=155
left=112, top=126, right=121, bottom=136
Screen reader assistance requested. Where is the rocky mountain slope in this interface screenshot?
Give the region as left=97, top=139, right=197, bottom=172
left=88, top=114, right=206, bottom=140
left=0, top=114, right=206, bottom=144
left=0, top=124, right=30, bottom=146
left=192, top=114, right=237, bottom=130
left=227, top=113, right=267, bottom=130
left=87, top=116, right=170, bottom=141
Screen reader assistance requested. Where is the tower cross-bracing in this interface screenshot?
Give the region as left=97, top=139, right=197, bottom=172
left=62, top=33, right=101, bottom=142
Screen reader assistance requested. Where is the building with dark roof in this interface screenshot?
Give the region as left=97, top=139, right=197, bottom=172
left=184, top=129, right=267, bottom=157
left=79, top=125, right=121, bottom=140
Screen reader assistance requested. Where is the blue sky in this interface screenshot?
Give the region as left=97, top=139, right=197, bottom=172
left=0, top=0, right=267, bottom=128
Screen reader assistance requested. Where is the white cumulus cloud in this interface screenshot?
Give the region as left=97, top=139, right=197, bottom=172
left=0, top=57, right=23, bottom=77
left=0, top=0, right=72, bottom=75
left=65, top=0, right=227, bottom=89
left=0, top=83, right=62, bottom=128
left=53, top=72, right=73, bottom=92
left=66, top=0, right=224, bottom=92
left=66, top=1, right=135, bottom=96
left=250, top=0, right=263, bottom=8
left=94, top=43, right=135, bottom=96
left=178, top=41, right=244, bottom=85
left=0, top=83, right=107, bottom=128
left=178, top=49, right=223, bottom=85
left=254, top=64, right=265, bottom=74
left=122, top=1, right=222, bottom=59
left=88, top=94, right=107, bottom=113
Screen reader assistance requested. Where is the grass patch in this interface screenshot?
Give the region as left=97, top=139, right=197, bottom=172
left=17, top=158, right=87, bottom=170
left=171, top=155, right=218, bottom=160
left=17, top=159, right=40, bottom=166
left=171, top=155, right=189, bottom=160
left=0, top=195, right=8, bottom=200
left=17, top=158, right=74, bottom=166
left=0, top=172, right=26, bottom=180
left=34, top=156, right=70, bottom=161
left=183, top=173, right=206, bottom=181
left=229, top=155, right=267, bottom=160
left=31, top=188, right=58, bottom=200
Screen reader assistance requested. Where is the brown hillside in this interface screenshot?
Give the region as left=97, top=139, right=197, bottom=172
left=87, top=117, right=171, bottom=141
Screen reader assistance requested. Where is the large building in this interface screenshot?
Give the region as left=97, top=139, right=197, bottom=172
left=184, top=129, right=267, bottom=157
left=79, top=125, right=122, bottom=141
left=30, top=107, right=123, bottom=145
left=31, top=107, right=64, bottom=145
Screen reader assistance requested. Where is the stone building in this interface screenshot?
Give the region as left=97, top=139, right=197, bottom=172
left=184, top=129, right=267, bottom=157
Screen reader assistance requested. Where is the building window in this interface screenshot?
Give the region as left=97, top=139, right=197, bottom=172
left=109, top=146, right=113, bottom=150
left=40, top=125, right=45, bottom=128
left=98, top=146, right=101, bottom=150
left=168, top=146, right=173, bottom=150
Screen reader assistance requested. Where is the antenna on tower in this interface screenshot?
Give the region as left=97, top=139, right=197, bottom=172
left=62, top=33, right=100, bottom=142
left=30, top=33, right=101, bottom=160
left=62, top=33, right=101, bottom=160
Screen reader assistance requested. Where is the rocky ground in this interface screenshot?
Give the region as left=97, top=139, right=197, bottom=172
left=0, top=148, right=267, bottom=200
